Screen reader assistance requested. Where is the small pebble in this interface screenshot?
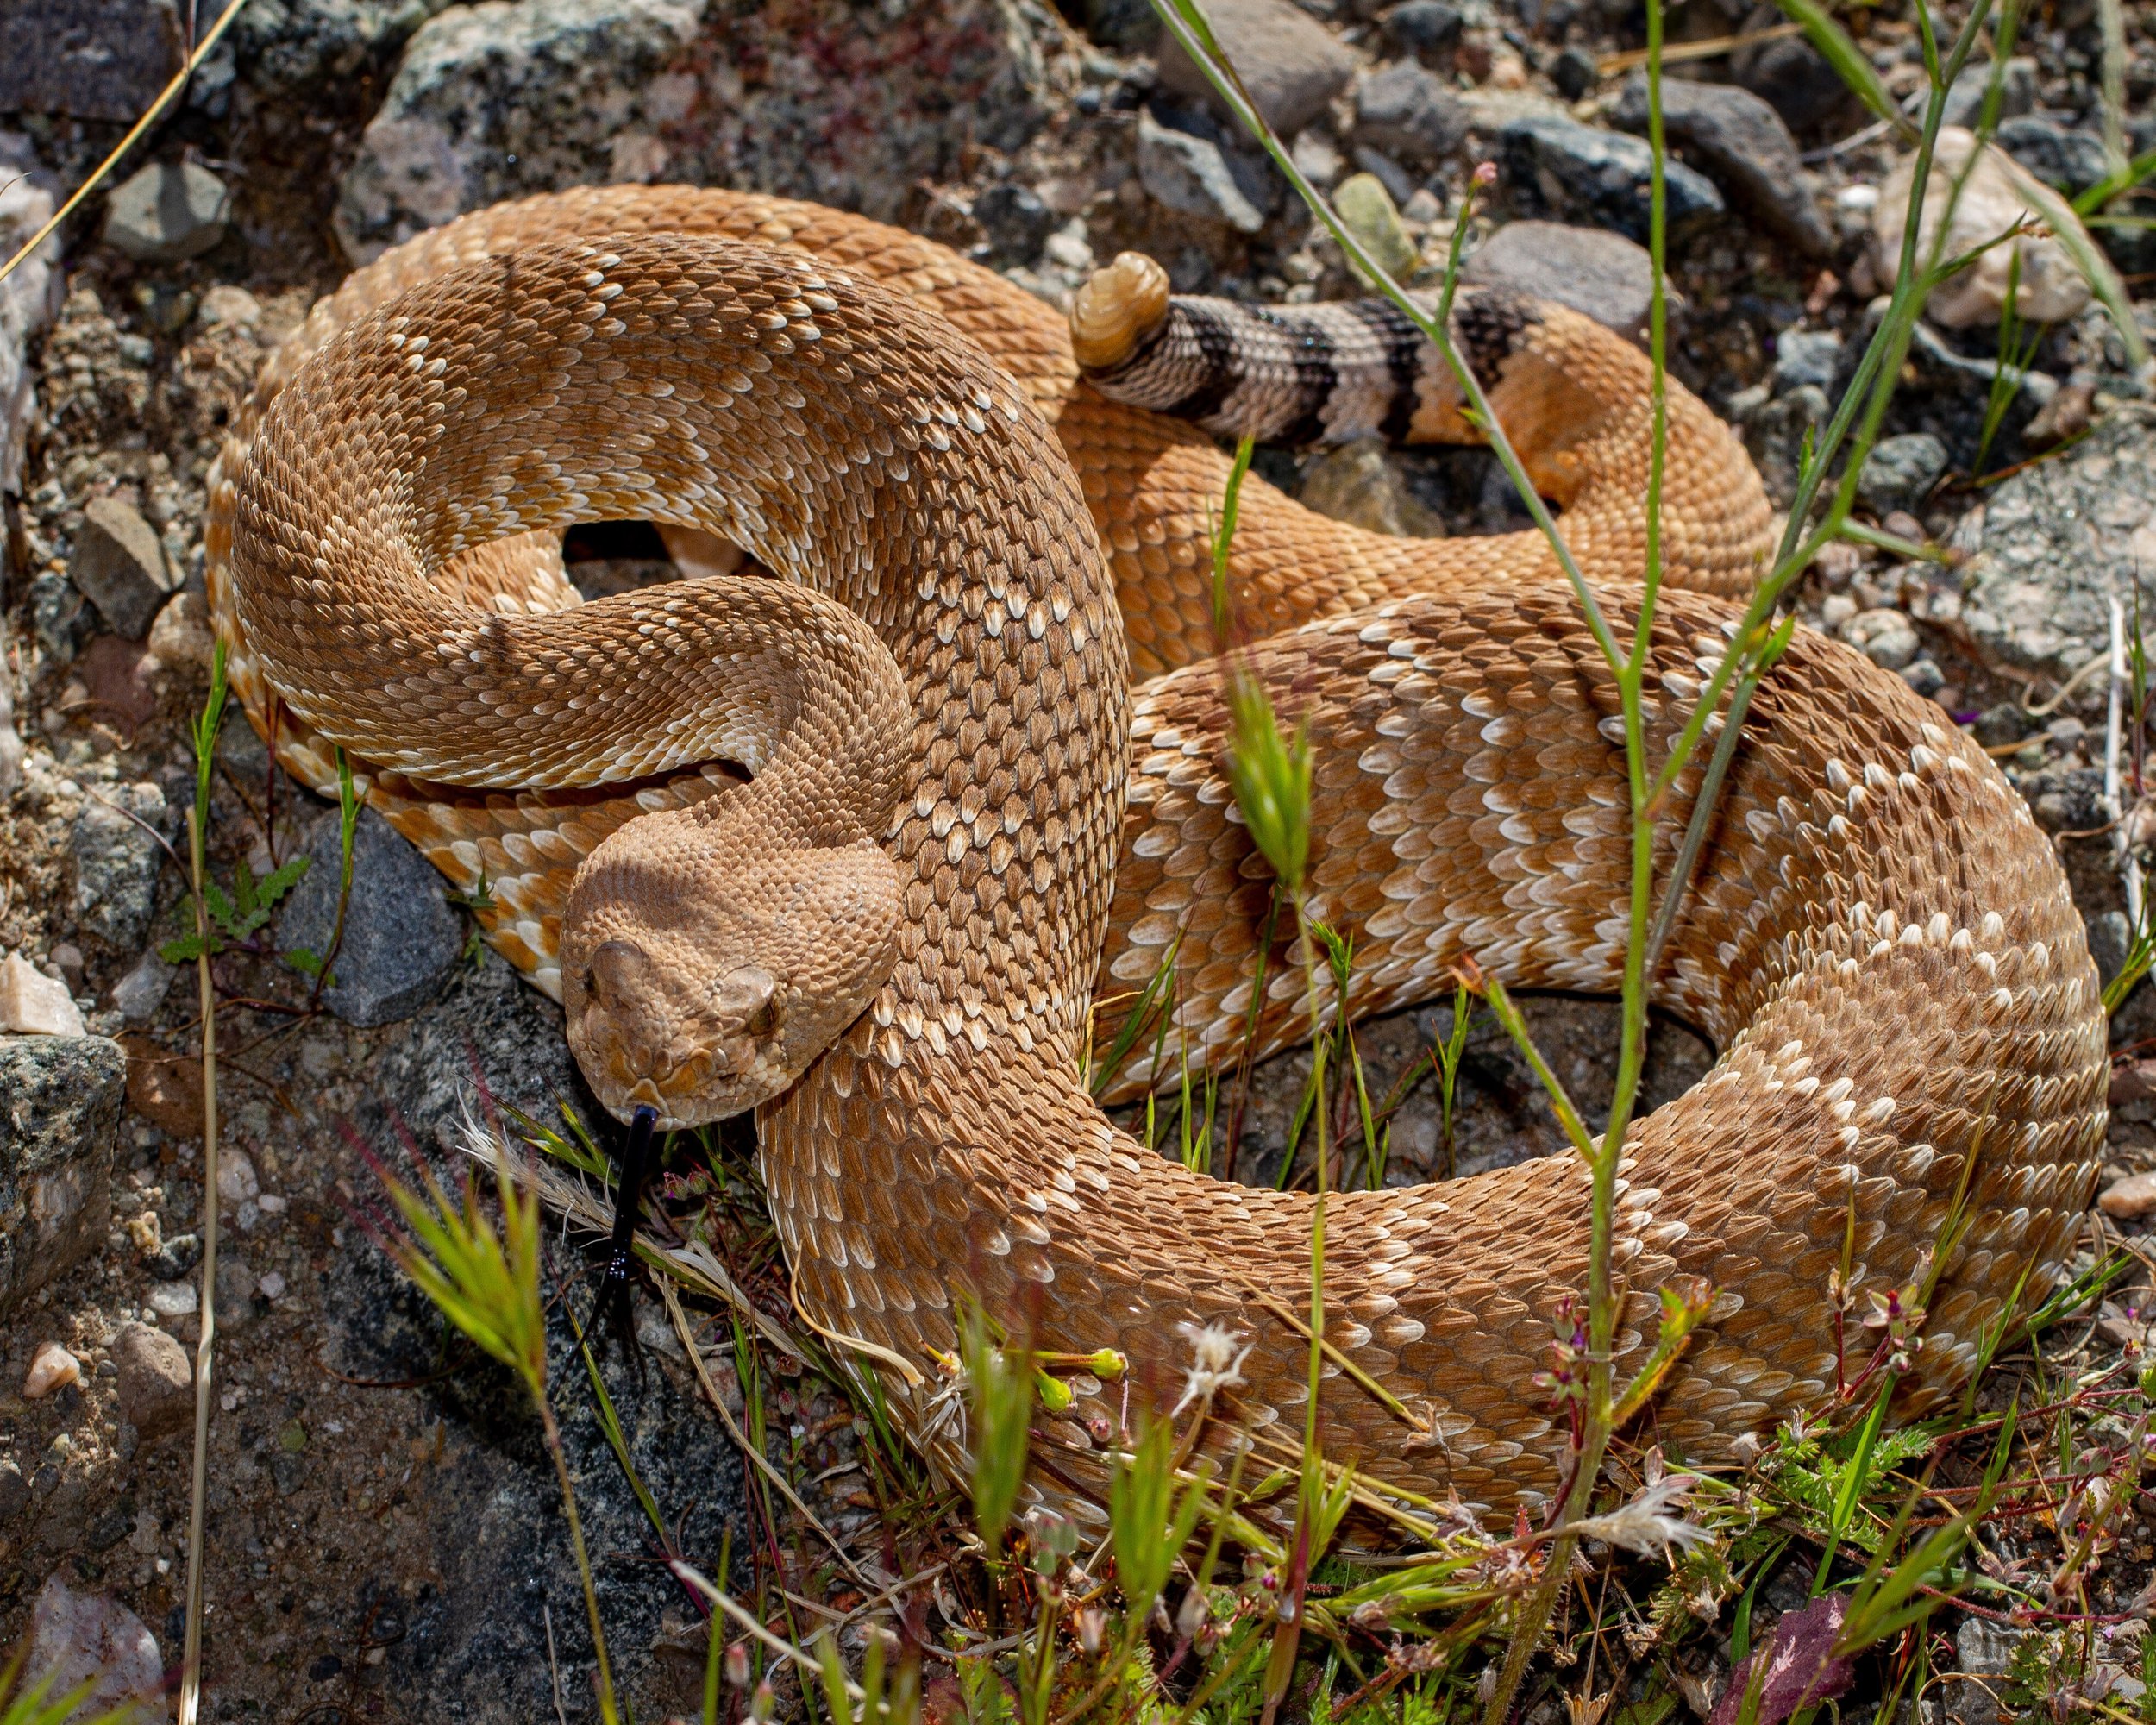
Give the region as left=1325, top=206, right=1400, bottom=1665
left=0, top=951, right=85, bottom=1036
left=147, top=1281, right=198, bottom=1319
left=258, top=1270, right=287, bottom=1300
left=113, top=1321, right=193, bottom=1440
left=22, top=1342, right=80, bottom=1400
left=2099, top=1170, right=2156, bottom=1220
left=1844, top=606, right=1921, bottom=671
left=216, top=1150, right=260, bottom=1206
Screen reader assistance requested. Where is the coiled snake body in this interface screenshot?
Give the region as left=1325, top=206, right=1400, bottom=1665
left=209, top=188, right=2105, bottom=1519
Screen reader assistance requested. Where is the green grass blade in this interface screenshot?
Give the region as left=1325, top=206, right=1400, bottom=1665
left=1993, top=145, right=2152, bottom=367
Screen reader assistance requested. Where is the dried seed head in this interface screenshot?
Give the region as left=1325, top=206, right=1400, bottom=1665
left=1172, top=1319, right=1254, bottom=1414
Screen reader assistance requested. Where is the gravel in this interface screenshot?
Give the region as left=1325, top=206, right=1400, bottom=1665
left=106, top=951, right=175, bottom=1025
left=1298, top=438, right=1445, bottom=536
left=1843, top=607, right=1921, bottom=671
left=1997, top=113, right=2115, bottom=196
left=973, top=182, right=1056, bottom=262
left=1771, top=329, right=1844, bottom=395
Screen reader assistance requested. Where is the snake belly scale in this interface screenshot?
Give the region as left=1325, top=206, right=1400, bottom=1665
left=209, top=190, right=2106, bottom=1521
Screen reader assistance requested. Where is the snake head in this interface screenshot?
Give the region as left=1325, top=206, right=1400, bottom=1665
left=562, top=819, right=904, bottom=1130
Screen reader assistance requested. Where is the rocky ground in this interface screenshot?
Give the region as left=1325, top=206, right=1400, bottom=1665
left=1, top=0, right=2154, bottom=1717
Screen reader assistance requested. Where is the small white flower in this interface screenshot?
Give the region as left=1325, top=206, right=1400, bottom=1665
left=1569, top=1471, right=1713, bottom=1562
left=1171, top=1320, right=1253, bottom=1414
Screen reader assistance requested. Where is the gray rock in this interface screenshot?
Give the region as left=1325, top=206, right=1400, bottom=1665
left=1997, top=114, right=2113, bottom=196
left=108, top=950, right=175, bottom=1024
left=72, top=781, right=170, bottom=952
left=1137, top=110, right=1268, bottom=233
left=1901, top=656, right=1946, bottom=699
left=1772, top=329, right=1843, bottom=395
left=1613, top=73, right=1834, bottom=256
left=111, top=1320, right=191, bottom=1441
left=0, top=1458, right=25, bottom=1521
left=1551, top=45, right=1596, bottom=102
left=371, top=945, right=598, bottom=1154
left=67, top=496, right=177, bottom=639
left=974, top=183, right=1055, bottom=261
left=1298, top=438, right=1445, bottom=536
left=1845, top=606, right=1920, bottom=670
left=278, top=805, right=466, bottom=1027
left=1353, top=62, right=1467, bottom=173
left=1499, top=113, right=1723, bottom=243
left=1959, top=411, right=2156, bottom=681
left=1939, top=55, right=2037, bottom=130
left=228, top=0, right=461, bottom=103
left=0, top=1034, right=123, bottom=1314
left=147, top=1233, right=200, bottom=1283
left=22, top=1573, right=166, bottom=1722
left=0, top=0, right=187, bottom=121
left=1732, top=5, right=1861, bottom=141
left=1291, top=129, right=1345, bottom=188
left=335, top=0, right=1063, bottom=261
left=1952, top=1615, right=2028, bottom=1725
left=335, top=0, right=703, bottom=265
left=1155, top=0, right=1355, bottom=137
left=1357, top=147, right=1423, bottom=210
left=101, top=161, right=231, bottom=263
left=1855, top=433, right=1949, bottom=515
left=30, top=570, right=91, bottom=663
left=1463, top=220, right=1668, bottom=346
left=1381, top=0, right=1462, bottom=60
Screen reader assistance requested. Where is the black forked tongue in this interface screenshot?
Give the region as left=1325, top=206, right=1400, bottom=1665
left=593, top=1103, right=658, bottom=1377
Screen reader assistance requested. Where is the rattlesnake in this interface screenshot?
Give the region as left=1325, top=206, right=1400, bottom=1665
left=208, top=188, right=2104, bottom=1518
